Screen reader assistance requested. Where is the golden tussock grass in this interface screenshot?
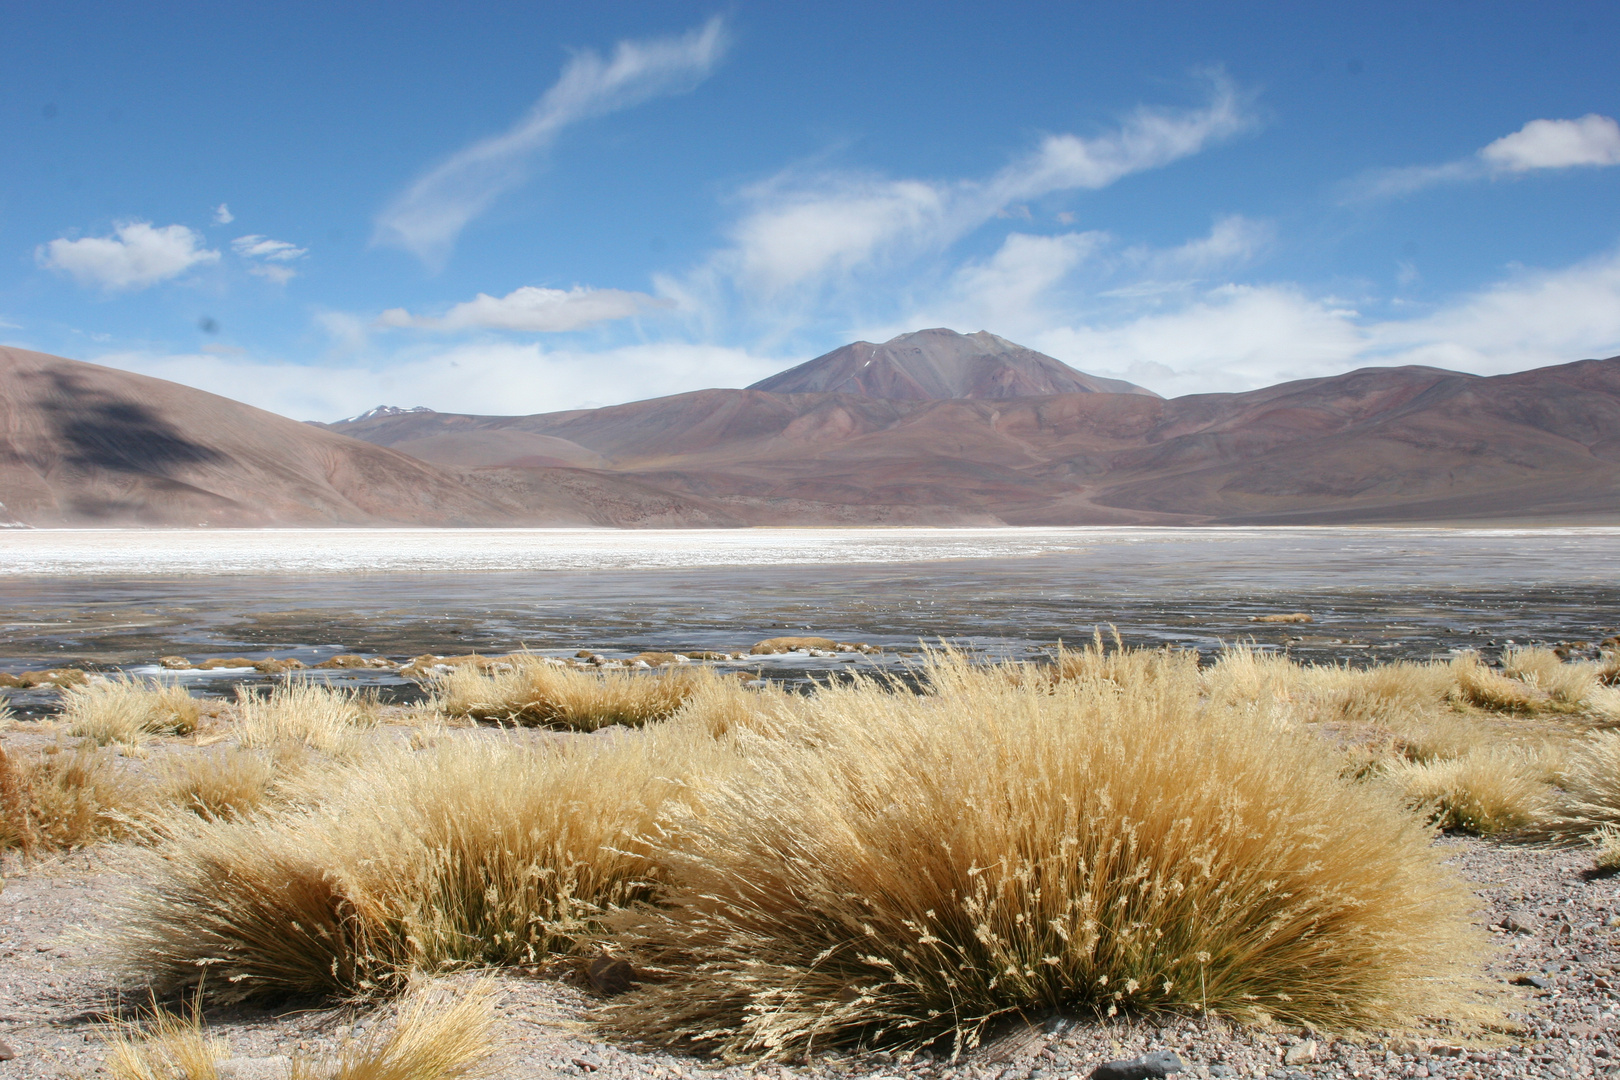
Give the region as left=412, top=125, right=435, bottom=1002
left=0, top=742, right=152, bottom=854
left=1592, top=825, right=1620, bottom=874
left=598, top=649, right=1484, bottom=1058
left=155, top=744, right=319, bottom=824
left=61, top=677, right=202, bottom=748
left=234, top=681, right=379, bottom=758
left=1383, top=748, right=1552, bottom=835
left=102, top=982, right=498, bottom=1080
left=117, top=723, right=737, bottom=999
left=432, top=656, right=726, bottom=730
left=301, top=981, right=500, bottom=1080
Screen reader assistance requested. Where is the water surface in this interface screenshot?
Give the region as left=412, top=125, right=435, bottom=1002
left=3, top=527, right=1617, bottom=710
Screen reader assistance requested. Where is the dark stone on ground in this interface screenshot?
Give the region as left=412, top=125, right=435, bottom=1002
left=1090, top=1049, right=1185, bottom=1080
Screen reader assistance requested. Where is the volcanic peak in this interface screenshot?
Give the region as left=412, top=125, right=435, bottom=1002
left=748, top=327, right=1158, bottom=401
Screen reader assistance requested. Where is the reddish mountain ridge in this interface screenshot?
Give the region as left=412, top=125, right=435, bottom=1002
left=2, top=332, right=1617, bottom=527
left=331, top=348, right=1620, bottom=526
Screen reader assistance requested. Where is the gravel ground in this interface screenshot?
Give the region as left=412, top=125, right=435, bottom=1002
left=3, top=836, right=1619, bottom=1080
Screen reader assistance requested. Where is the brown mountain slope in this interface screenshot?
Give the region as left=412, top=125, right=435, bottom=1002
left=0, top=347, right=934, bottom=527
left=331, top=355, right=1620, bottom=525
left=747, top=328, right=1157, bottom=400
left=0, top=347, right=535, bottom=526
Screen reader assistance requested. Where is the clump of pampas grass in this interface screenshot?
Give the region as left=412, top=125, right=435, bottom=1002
left=116, top=723, right=733, bottom=999
left=61, top=676, right=201, bottom=748
left=598, top=648, right=1484, bottom=1058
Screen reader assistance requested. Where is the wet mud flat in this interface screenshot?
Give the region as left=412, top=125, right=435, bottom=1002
left=3, top=527, right=1619, bottom=712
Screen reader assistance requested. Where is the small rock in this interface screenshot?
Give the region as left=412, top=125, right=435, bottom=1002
left=1207, top=1068, right=1231, bottom=1079
left=572, top=1052, right=604, bottom=1072
left=1089, top=1050, right=1185, bottom=1080
left=1510, top=972, right=1552, bottom=989
left=587, top=955, right=637, bottom=996
left=1282, top=1041, right=1317, bottom=1065
left=216, top=1055, right=292, bottom=1080
left=0, top=1040, right=15, bottom=1061
left=1501, top=910, right=1539, bottom=935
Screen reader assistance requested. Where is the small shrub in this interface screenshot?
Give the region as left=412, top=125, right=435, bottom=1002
left=601, top=651, right=1483, bottom=1057
left=433, top=656, right=718, bottom=730
left=61, top=677, right=201, bottom=748
left=235, top=681, right=378, bottom=758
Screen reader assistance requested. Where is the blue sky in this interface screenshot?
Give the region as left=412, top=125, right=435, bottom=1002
left=3, top=2, right=1619, bottom=420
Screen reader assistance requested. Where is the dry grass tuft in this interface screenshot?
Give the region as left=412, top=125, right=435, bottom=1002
left=61, top=677, right=201, bottom=748
left=1543, top=731, right=1620, bottom=839
left=302, top=981, right=499, bottom=1080
left=1448, top=653, right=1544, bottom=714
left=432, top=656, right=721, bottom=729
left=157, top=746, right=304, bottom=824
left=100, top=983, right=497, bottom=1080
left=102, top=996, right=226, bottom=1080
left=1593, top=825, right=1620, bottom=874
left=1383, top=748, right=1551, bottom=835
left=235, top=681, right=379, bottom=758
left=1503, top=646, right=1599, bottom=705
left=600, top=650, right=1484, bottom=1058
left=0, top=742, right=151, bottom=854
left=117, top=725, right=733, bottom=999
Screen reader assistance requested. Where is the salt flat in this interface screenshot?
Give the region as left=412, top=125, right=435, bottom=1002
left=3, top=525, right=1620, bottom=578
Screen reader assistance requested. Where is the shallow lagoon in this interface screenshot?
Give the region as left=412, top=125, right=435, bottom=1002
left=3, top=526, right=1618, bottom=707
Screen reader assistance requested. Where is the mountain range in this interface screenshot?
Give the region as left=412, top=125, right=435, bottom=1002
left=2, top=329, right=1617, bottom=527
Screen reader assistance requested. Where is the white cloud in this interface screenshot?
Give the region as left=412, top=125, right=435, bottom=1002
left=231, top=234, right=308, bottom=283
left=858, top=216, right=1273, bottom=348
left=931, top=231, right=1108, bottom=331
left=1346, top=113, right=1620, bottom=200
left=37, top=222, right=219, bottom=291
left=374, top=17, right=729, bottom=267
left=377, top=285, right=671, bottom=333
left=713, top=75, right=1254, bottom=299
left=1021, top=248, right=1620, bottom=397
left=1138, top=214, right=1273, bottom=273
left=1481, top=114, right=1620, bottom=171
left=213, top=204, right=235, bottom=225
left=232, top=235, right=307, bottom=261
left=95, top=339, right=787, bottom=422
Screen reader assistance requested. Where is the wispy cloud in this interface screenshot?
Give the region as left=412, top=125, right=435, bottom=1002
left=232, top=234, right=309, bottom=283
left=37, top=222, right=220, bottom=291
left=1346, top=113, right=1620, bottom=201
left=374, top=17, right=729, bottom=268
left=712, top=73, right=1254, bottom=300
left=377, top=285, right=671, bottom=332
left=213, top=203, right=235, bottom=225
